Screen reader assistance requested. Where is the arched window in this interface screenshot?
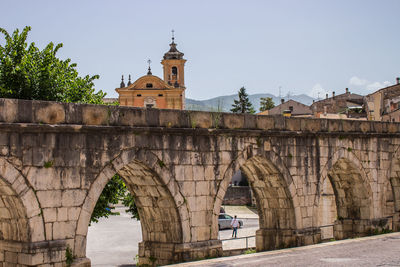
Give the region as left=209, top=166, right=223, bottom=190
left=146, top=83, right=153, bottom=88
left=172, top=66, right=178, bottom=76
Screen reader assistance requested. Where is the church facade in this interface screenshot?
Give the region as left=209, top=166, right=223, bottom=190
left=116, top=35, right=187, bottom=110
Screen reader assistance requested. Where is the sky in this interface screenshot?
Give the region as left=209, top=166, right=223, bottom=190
left=1, top=0, right=400, bottom=100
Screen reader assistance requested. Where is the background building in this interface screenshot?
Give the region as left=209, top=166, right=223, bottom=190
left=364, top=78, right=400, bottom=122
left=116, top=36, right=186, bottom=110
left=259, top=99, right=312, bottom=117
left=311, top=88, right=366, bottom=119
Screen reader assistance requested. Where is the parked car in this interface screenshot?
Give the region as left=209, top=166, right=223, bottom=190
left=218, top=214, right=243, bottom=230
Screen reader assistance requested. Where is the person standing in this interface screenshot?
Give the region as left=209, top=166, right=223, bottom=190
left=231, top=215, right=239, bottom=238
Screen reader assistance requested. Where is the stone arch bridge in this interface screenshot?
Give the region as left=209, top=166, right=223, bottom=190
left=0, top=98, right=399, bottom=266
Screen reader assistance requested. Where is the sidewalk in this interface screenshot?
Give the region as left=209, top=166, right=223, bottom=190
left=222, top=205, right=259, bottom=219
left=170, top=232, right=400, bottom=267
left=219, top=205, right=259, bottom=250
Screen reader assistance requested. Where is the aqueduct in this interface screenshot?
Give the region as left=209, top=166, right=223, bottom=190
left=0, top=98, right=399, bottom=266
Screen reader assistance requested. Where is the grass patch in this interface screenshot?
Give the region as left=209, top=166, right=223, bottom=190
left=244, top=248, right=256, bottom=254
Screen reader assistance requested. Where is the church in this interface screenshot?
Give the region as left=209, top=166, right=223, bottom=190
left=116, top=33, right=187, bottom=110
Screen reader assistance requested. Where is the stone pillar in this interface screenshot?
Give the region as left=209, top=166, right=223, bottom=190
left=334, top=217, right=394, bottom=240
left=334, top=219, right=356, bottom=239
left=138, top=240, right=222, bottom=266
left=294, top=227, right=321, bottom=246
left=255, top=228, right=296, bottom=251
left=0, top=240, right=67, bottom=266
left=71, top=258, right=91, bottom=267
left=393, top=212, right=400, bottom=231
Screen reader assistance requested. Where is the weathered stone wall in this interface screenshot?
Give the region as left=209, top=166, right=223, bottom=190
left=222, top=186, right=252, bottom=205
left=0, top=98, right=399, bottom=266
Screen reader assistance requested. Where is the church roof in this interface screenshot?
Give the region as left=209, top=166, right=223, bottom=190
left=119, top=73, right=174, bottom=91
left=163, top=38, right=184, bottom=60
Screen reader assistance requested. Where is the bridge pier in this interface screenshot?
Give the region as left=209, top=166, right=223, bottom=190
left=295, top=227, right=322, bottom=246
left=255, top=228, right=296, bottom=251
left=334, top=217, right=394, bottom=239
left=393, top=212, right=400, bottom=231
left=138, top=240, right=222, bottom=265
left=0, top=240, right=67, bottom=266
left=256, top=228, right=321, bottom=251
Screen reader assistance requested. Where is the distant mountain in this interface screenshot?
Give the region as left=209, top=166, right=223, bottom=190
left=186, top=93, right=315, bottom=112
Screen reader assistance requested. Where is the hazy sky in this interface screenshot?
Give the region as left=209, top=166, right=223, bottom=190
left=1, top=0, right=399, bottom=100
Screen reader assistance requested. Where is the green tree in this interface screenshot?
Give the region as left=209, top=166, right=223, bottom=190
left=0, top=26, right=105, bottom=103
left=90, top=174, right=127, bottom=224
left=231, top=87, right=255, bottom=114
left=0, top=26, right=138, bottom=223
left=90, top=174, right=140, bottom=223
left=259, top=97, right=275, bottom=112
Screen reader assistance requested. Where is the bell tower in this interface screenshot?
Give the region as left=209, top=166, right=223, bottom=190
left=161, top=30, right=187, bottom=89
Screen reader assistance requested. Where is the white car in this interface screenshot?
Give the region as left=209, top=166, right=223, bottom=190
left=218, top=214, right=243, bottom=230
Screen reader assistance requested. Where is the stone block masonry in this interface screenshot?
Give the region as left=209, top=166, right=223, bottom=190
left=0, top=98, right=399, bottom=266
left=223, top=186, right=252, bottom=205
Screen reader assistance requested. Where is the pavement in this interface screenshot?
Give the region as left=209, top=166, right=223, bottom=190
left=87, top=206, right=400, bottom=266
left=223, top=205, right=259, bottom=219
left=87, top=205, right=142, bottom=267
left=220, top=205, right=259, bottom=250
left=170, top=232, right=400, bottom=267
left=87, top=205, right=259, bottom=266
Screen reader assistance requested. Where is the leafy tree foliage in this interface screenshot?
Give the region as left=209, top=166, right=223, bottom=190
left=90, top=174, right=126, bottom=223
left=122, top=191, right=140, bottom=221
left=259, top=97, right=275, bottom=112
left=90, top=174, right=140, bottom=223
left=231, top=87, right=255, bottom=114
left=0, top=26, right=105, bottom=103
left=0, top=26, right=139, bottom=223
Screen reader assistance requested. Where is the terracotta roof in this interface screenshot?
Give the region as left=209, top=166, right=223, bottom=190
left=313, top=92, right=364, bottom=106
left=266, top=99, right=312, bottom=115
left=366, top=83, right=400, bottom=99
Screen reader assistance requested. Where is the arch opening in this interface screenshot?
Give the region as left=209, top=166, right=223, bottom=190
left=241, top=157, right=297, bottom=250
left=87, top=159, right=182, bottom=266
left=218, top=169, right=258, bottom=251
left=171, top=66, right=178, bottom=76
left=214, top=155, right=298, bottom=253
left=0, top=178, right=30, bottom=242
left=389, top=158, right=400, bottom=231
left=323, top=158, right=373, bottom=239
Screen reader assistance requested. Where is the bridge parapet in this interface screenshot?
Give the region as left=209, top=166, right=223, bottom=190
left=0, top=98, right=399, bottom=134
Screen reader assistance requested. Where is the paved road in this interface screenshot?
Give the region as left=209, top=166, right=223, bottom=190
left=86, top=204, right=260, bottom=266
left=87, top=215, right=258, bottom=266
left=87, top=207, right=400, bottom=267
left=87, top=207, right=259, bottom=266
left=87, top=206, right=141, bottom=266
left=171, top=232, right=400, bottom=267
left=219, top=218, right=258, bottom=250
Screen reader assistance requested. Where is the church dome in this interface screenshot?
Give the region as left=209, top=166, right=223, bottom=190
left=163, top=38, right=184, bottom=60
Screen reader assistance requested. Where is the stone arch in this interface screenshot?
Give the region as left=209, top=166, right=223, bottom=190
left=75, top=149, right=188, bottom=265
left=0, top=177, right=30, bottom=242
left=388, top=145, right=400, bottom=230
left=213, top=148, right=301, bottom=251
left=317, top=149, right=373, bottom=239
left=0, top=157, right=45, bottom=243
